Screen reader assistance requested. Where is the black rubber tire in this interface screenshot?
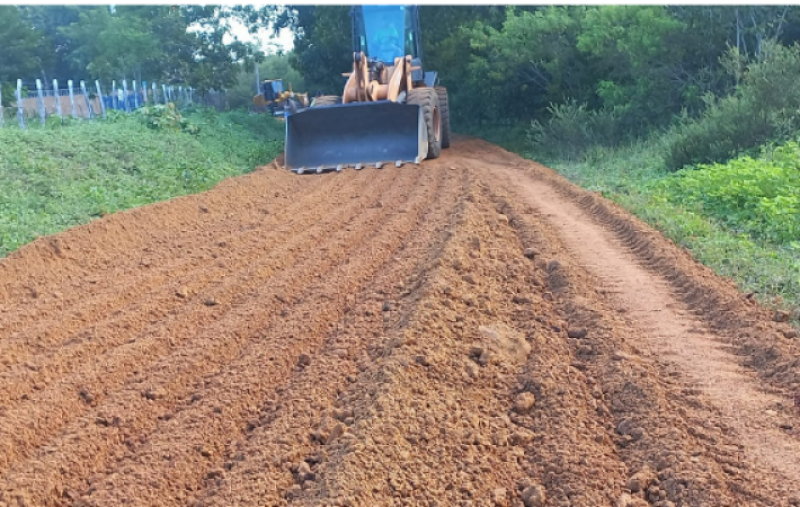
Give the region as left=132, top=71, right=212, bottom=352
left=311, top=95, right=342, bottom=107
left=434, top=86, right=451, bottom=149
left=407, top=88, right=441, bottom=160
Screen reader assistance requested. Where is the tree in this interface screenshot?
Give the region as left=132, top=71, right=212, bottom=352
left=0, top=6, right=51, bottom=87
left=18, top=6, right=82, bottom=82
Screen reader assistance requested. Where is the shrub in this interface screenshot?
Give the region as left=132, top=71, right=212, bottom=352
left=666, top=42, right=800, bottom=171
left=527, top=101, right=627, bottom=160
left=136, top=102, right=200, bottom=135
left=662, top=139, right=800, bottom=244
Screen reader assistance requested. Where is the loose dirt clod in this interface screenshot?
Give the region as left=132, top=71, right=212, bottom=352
left=513, top=392, right=536, bottom=413
left=567, top=327, right=588, bottom=339
left=521, top=484, right=546, bottom=507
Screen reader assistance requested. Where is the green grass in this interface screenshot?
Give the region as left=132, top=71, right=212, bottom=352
left=0, top=107, right=283, bottom=257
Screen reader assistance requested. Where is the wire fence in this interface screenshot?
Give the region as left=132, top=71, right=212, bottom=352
left=1, top=78, right=227, bottom=130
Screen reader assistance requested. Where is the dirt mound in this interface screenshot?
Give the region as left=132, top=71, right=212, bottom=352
left=0, top=139, right=797, bottom=506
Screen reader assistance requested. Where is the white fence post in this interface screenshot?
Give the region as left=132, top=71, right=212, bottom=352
left=16, top=79, right=26, bottom=129
left=67, top=80, right=77, bottom=118
left=132, top=80, right=139, bottom=109
left=152, top=82, right=158, bottom=104
left=36, top=79, right=46, bottom=125
left=80, top=81, right=94, bottom=119
left=53, top=79, right=63, bottom=122
left=111, top=80, right=118, bottom=110
left=162, top=84, right=168, bottom=104
left=122, top=80, right=130, bottom=113
left=95, top=80, right=107, bottom=119
left=141, top=80, right=148, bottom=105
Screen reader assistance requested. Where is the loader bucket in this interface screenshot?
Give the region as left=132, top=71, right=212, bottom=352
left=284, top=101, right=427, bottom=172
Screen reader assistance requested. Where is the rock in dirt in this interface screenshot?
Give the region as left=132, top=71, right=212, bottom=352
left=331, top=348, right=349, bottom=359
left=774, top=310, right=791, bottom=323
left=523, top=248, right=538, bottom=259
left=617, top=493, right=650, bottom=507
left=567, top=327, right=588, bottom=339
left=521, top=484, right=546, bottom=507
left=512, top=295, right=532, bottom=305
left=546, top=260, right=561, bottom=272
left=295, top=461, right=314, bottom=484
left=478, top=324, right=531, bottom=366
left=176, top=286, right=189, bottom=299
left=297, top=354, right=311, bottom=367
left=143, top=387, right=167, bottom=400
left=513, top=392, right=536, bottom=413
left=491, top=487, right=508, bottom=506
left=782, top=328, right=798, bottom=339
left=285, top=484, right=303, bottom=499
left=204, top=298, right=218, bottom=307
left=626, top=467, right=656, bottom=493
left=78, top=388, right=94, bottom=404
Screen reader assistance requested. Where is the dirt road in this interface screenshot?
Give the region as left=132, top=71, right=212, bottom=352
left=1, top=137, right=798, bottom=507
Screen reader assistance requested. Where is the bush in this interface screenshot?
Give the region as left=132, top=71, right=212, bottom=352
left=527, top=101, right=627, bottom=160
left=666, top=42, right=800, bottom=171
left=136, top=102, right=200, bottom=135
left=662, top=139, right=800, bottom=244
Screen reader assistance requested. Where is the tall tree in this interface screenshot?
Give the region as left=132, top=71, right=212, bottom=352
left=0, top=6, right=52, bottom=86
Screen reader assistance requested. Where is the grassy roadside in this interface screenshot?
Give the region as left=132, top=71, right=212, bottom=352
left=0, top=108, right=283, bottom=257
left=474, top=124, right=800, bottom=318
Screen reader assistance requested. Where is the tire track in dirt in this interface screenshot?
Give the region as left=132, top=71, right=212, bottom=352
left=192, top=167, right=467, bottom=507
left=467, top=139, right=800, bottom=505
left=71, top=165, right=445, bottom=506
left=0, top=168, right=412, bottom=502
left=0, top=170, right=362, bottom=410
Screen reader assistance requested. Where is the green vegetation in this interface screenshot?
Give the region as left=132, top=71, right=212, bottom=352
left=0, top=108, right=283, bottom=256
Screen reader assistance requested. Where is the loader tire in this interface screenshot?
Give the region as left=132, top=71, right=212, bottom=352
left=435, top=86, right=451, bottom=149
left=407, top=88, right=441, bottom=160
left=311, top=95, right=342, bottom=108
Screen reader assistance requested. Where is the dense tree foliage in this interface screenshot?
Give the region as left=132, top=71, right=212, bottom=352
left=6, top=3, right=800, bottom=169
left=277, top=5, right=800, bottom=146
left=1, top=5, right=264, bottom=94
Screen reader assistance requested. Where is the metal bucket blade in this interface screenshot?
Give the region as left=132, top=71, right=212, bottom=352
left=285, top=101, right=424, bottom=171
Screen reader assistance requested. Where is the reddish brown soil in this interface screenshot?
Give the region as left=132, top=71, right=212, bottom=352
left=1, top=137, right=798, bottom=507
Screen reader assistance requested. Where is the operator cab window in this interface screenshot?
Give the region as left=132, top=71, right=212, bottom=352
left=361, top=5, right=413, bottom=64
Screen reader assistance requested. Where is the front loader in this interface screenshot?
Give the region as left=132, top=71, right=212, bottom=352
left=284, top=5, right=451, bottom=173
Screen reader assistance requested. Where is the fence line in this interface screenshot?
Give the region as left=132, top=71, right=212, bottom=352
left=1, top=78, right=227, bottom=130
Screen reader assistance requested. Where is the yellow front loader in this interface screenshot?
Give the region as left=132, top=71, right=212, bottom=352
left=284, top=5, right=451, bottom=174
left=253, top=79, right=309, bottom=117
